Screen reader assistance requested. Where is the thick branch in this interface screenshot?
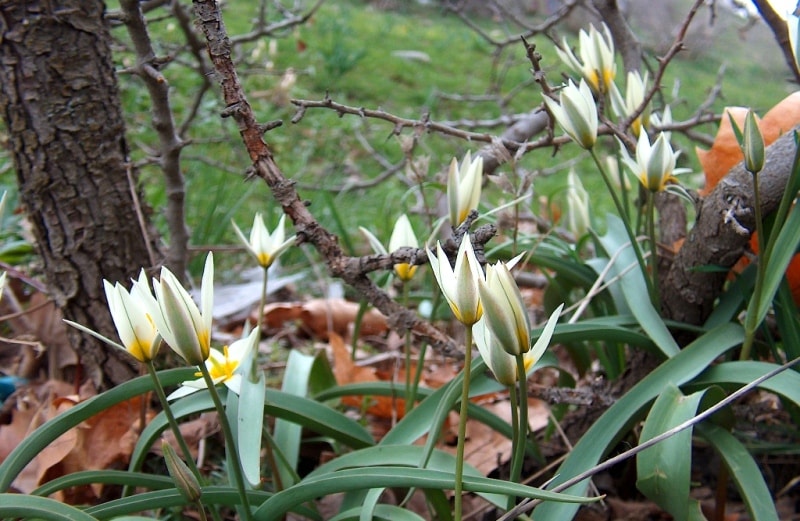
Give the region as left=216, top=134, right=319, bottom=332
left=662, top=128, right=798, bottom=327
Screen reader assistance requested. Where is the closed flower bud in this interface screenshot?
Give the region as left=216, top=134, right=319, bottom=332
left=143, top=254, right=215, bottom=366
left=162, top=441, right=202, bottom=503
left=447, top=152, right=483, bottom=227
left=742, top=109, right=765, bottom=174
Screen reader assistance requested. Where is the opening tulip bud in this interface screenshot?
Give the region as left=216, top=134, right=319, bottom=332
left=543, top=79, right=598, bottom=150
left=233, top=213, right=296, bottom=269
left=555, top=23, right=616, bottom=96
left=427, top=235, right=484, bottom=327
left=388, top=214, right=419, bottom=282
left=447, top=151, right=483, bottom=227
left=620, top=132, right=689, bottom=193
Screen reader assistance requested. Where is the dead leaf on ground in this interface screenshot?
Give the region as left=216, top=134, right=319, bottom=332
left=261, top=299, right=388, bottom=341
left=329, top=332, right=403, bottom=419
left=0, top=380, right=150, bottom=503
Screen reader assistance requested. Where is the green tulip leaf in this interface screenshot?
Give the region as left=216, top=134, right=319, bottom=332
left=0, top=493, right=99, bottom=521
left=698, top=423, right=780, bottom=521
left=534, top=323, right=743, bottom=521
left=636, top=385, right=708, bottom=521
left=597, top=214, right=679, bottom=358
left=0, top=367, right=194, bottom=493
left=251, top=466, right=600, bottom=521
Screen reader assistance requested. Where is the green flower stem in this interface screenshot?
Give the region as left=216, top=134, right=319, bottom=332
left=741, top=171, right=767, bottom=361
left=402, top=282, right=416, bottom=414
left=590, top=149, right=656, bottom=304
left=453, top=326, right=474, bottom=521
left=410, top=343, right=428, bottom=414
left=615, top=153, right=630, bottom=221
left=645, top=191, right=660, bottom=305
left=145, top=361, right=201, bottom=481
left=256, top=266, right=268, bottom=343
left=197, top=365, right=254, bottom=521
left=143, top=362, right=223, bottom=521
left=507, top=354, right=529, bottom=511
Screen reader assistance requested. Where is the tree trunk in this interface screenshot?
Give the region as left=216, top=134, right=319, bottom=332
left=0, top=0, right=159, bottom=387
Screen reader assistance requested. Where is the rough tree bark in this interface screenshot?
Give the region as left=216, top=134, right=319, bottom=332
left=0, top=0, right=159, bottom=387
left=662, top=128, right=798, bottom=327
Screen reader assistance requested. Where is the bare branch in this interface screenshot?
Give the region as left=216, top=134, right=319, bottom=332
left=192, top=0, right=463, bottom=358
left=120, top=0, right=189, bottom=276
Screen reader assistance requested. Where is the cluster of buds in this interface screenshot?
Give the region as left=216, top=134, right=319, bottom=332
left=547, top=23, right=688, bottom=193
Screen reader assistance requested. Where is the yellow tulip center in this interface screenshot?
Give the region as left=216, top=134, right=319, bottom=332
left=128, top=339, right=151, bottom=363
left=199, top=345, right=238, bottom=382
left=256, top=252, right=273, bottom=268
left=394, top=263, right=417, bottom=282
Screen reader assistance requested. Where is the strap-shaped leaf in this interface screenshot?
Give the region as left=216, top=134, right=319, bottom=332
left=252, top=466, right=600, bottom=521
left=0, top=493, right=99, bottom=521
left=534, top=323, right=743, bottom=520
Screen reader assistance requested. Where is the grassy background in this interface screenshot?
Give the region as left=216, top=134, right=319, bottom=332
left=1, top=0, right=795, bottom=276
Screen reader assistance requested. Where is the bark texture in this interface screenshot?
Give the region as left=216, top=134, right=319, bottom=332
left=0, top=0, right=157, bottom=386
left=661, top=128, right=798, bottom=327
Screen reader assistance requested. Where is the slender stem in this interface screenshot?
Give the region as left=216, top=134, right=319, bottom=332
left=507, top=354, right=529, bottom=512
left=257, top=267, right=268, bottom=336
left=646, top=191, right=660, bottom=306
left=453, top=325, right=474, bottom=521
left=741, top=171, right=766, bottom=360
left=145, top=361, right=202, bottom=480
left=508, top=380, right=520, bottom=481
left=192, top=501, right=209, bottom=521
left=590, top=149, right=655, bottom=302
left=258, top=267, right=284, bottom=492
left=615, top=152, right=630, bottom=221
left=402, top=282, right=416, bottom=413
left=198, top=365, right=254, bottom=520
left=410, top=343, right=428, bottom=407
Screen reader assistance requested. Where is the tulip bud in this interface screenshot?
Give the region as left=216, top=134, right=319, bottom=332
left=447, top=152, right=483, bottom=227
left=742, top=110, right=765, bottom=174
left=427, top=235, right=484, bottom=326
left=543, top=80, right=598, bottom=150
left=162, top=441, right=202, bottom=503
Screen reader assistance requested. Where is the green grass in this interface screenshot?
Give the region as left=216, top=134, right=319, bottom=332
left=0, top=0, right=793, bottom=274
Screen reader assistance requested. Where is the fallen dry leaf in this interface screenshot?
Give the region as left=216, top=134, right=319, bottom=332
left=0, top=380, right=150, bottom=503
left=696, top=106, right=751, bottom=197
left=697, top=92, right=800, bottom=196
left=329, top=332, right=405, bottom=419
left=261, top=299, right=388, bottom=341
